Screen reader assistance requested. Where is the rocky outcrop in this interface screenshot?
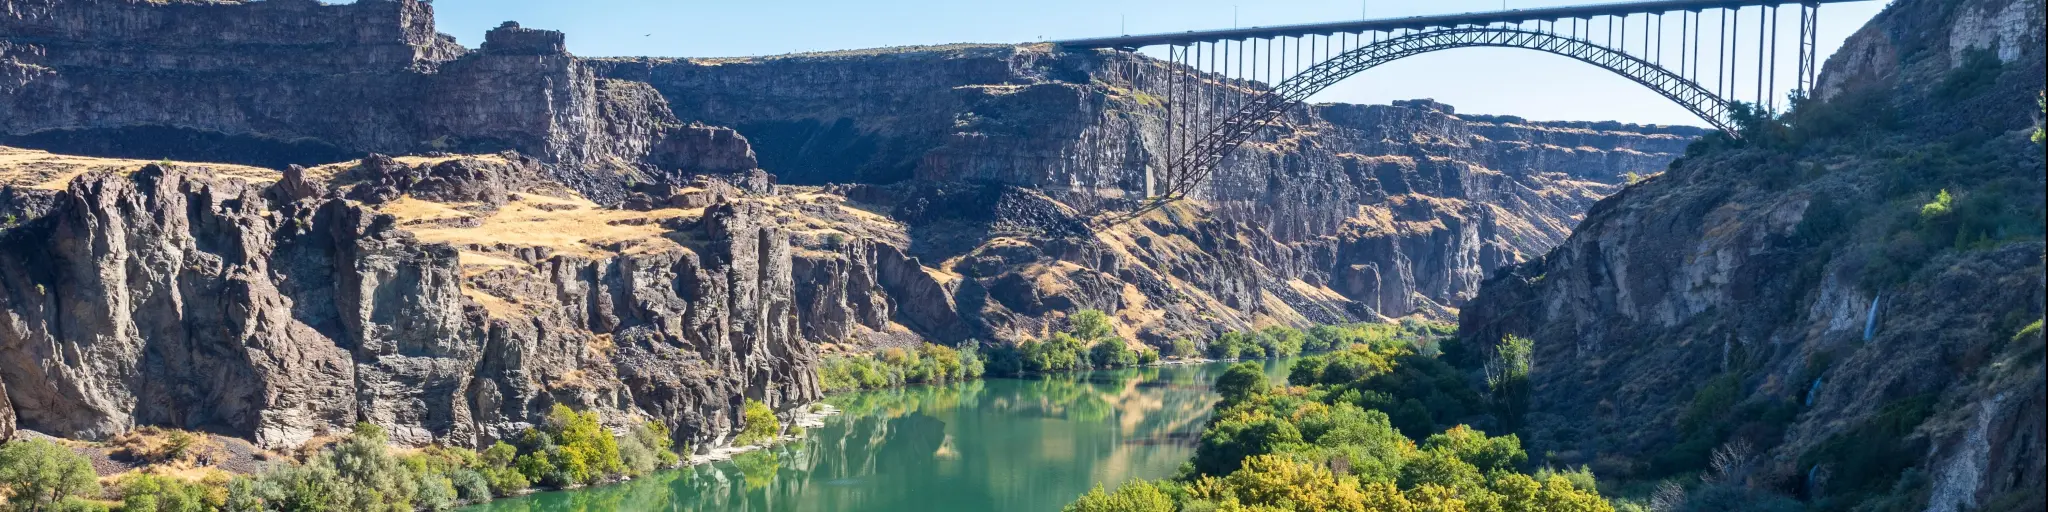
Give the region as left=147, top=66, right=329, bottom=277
left=0, top=0, right=751, bottom=204
left=0, top=157, right=818, bottom=451
left=1459, top=0, right=2046, bottom=508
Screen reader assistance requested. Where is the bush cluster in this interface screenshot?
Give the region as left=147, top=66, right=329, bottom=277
left=820, top=343, right=986, bottom=393
left=1068, top=329, right=1611, bottom=512
left=1209, top=322, right=1440, bottom=361
left=989, top=310, right=1159, bottom=376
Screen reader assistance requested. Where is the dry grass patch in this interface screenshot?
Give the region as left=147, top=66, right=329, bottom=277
left=0, top=146, right=281, bottom=189
left=462, top=288, right=524, bottom=319
left=403, top=193, right=697, bottom=258
left=106, top=427, right=216, bottom=467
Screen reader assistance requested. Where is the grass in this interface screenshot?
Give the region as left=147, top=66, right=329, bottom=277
left=0, top=145, right=281, bottom=189
left=402, top=193, right=697, bottom=258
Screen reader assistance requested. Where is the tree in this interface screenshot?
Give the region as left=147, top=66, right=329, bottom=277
left=0, top=439, right=101, bottom=511
left=1071, top=309, right=1114, bottom=342
left=547, top=405, right=625, bottom=485
left=1214, top=362, right=1269, bottom=406
left=1486, top=335, right=1534, bottom=432
left=1194, top=413, right=1301, bottom=476
left=1258, top=326, right=1306, bottom=357
left=1421, top=426, right=1527, bottom=473
left=1089, top=339, right=1137, bottom=369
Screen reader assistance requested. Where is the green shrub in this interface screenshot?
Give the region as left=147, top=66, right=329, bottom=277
left=117, top=473, right=227, bottom=512
left=821, top=343, right=986, bottom=391
left=1024, top=333, right=1090, bottom=373
left=1089, top=339, right=1139, bottom=368
left=618, top=420, right=679, bottom=476
left=1257, top=326, right=1306, bottom=358
left=1214, top=362, right=1269, bottom=407
left=1136, top=346, right=1161, bottom=365
left=734, top=399, right=780, bottom=447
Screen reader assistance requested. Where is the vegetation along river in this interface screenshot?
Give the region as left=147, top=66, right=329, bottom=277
left=463, top=359, right=1295, bottom=511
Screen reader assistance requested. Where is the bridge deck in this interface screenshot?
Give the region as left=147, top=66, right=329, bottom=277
left=1055, top=0, right=1870, bottom=49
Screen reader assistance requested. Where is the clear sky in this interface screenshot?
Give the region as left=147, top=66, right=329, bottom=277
left=420, top=0, right=1892, bottom=127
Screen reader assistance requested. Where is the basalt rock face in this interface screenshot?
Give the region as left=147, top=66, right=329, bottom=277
left=0, top=156, right=819, bottom=451
left=0, top=0, right=756, bottom=204
left=617, top=48, right=1697, bottom=322
left=1459, top=0, right=2046, bottom=509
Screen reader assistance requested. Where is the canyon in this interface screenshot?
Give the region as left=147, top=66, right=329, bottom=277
left=1, top=0, right=2043, bottom=510
left=0, top=0, right=1694, bottom=453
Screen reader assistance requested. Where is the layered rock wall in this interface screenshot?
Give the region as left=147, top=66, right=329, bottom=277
left=0, top=157, right=817, bottom=451
left=1, top=0, right=753, bottom=204
left=624, top=48, right=1697, bottom=319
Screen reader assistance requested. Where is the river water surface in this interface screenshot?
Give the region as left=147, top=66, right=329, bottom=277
left=464, top=359, right=1291, bottom=511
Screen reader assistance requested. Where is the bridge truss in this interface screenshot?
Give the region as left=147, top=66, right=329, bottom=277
left=1055, top=0, right=1870, bottom=224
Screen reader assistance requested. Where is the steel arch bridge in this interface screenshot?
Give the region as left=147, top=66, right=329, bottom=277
left=1054, top=0, right=1875, bottom=224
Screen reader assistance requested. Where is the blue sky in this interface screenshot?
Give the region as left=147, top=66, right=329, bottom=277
left=423, top=0, right=1891, bottom=126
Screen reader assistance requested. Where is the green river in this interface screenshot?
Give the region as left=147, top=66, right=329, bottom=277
left=463, top=359, right=1292, bottom=511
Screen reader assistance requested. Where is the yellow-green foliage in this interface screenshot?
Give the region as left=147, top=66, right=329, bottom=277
left=820, top=343, right=986, bottom=393
left=733, top=399, right=780, bottom=447
left=549, top=405, right=626, bottom=486
left=1918, top=189, right=1954, bottom=220
left=1130, top=90, right=1165, bottom=109
left=2033, top=90, right=2044, bottom=144
left=1078, top=329, right=1614, bottom=511
left=1064, top=482, right=1175, bottom=512
left=1071, top=309, right=1114, bottom=342
left=164, top=412, right=669, bottom=510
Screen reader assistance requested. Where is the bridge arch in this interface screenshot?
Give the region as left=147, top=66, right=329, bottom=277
left=1154, top=27, right=1735, bottom=203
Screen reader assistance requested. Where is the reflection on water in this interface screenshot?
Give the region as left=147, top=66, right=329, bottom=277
left=464, top=360, right=1292, bottom=512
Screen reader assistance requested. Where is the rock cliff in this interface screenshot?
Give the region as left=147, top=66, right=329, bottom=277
left=0, top=148, right=823, bottom=452
left=1459, top=0, right=2046, bottom=509
left=1, top=0, right=756, bottom=204
left=605, top=48, right=1697, bottom=328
